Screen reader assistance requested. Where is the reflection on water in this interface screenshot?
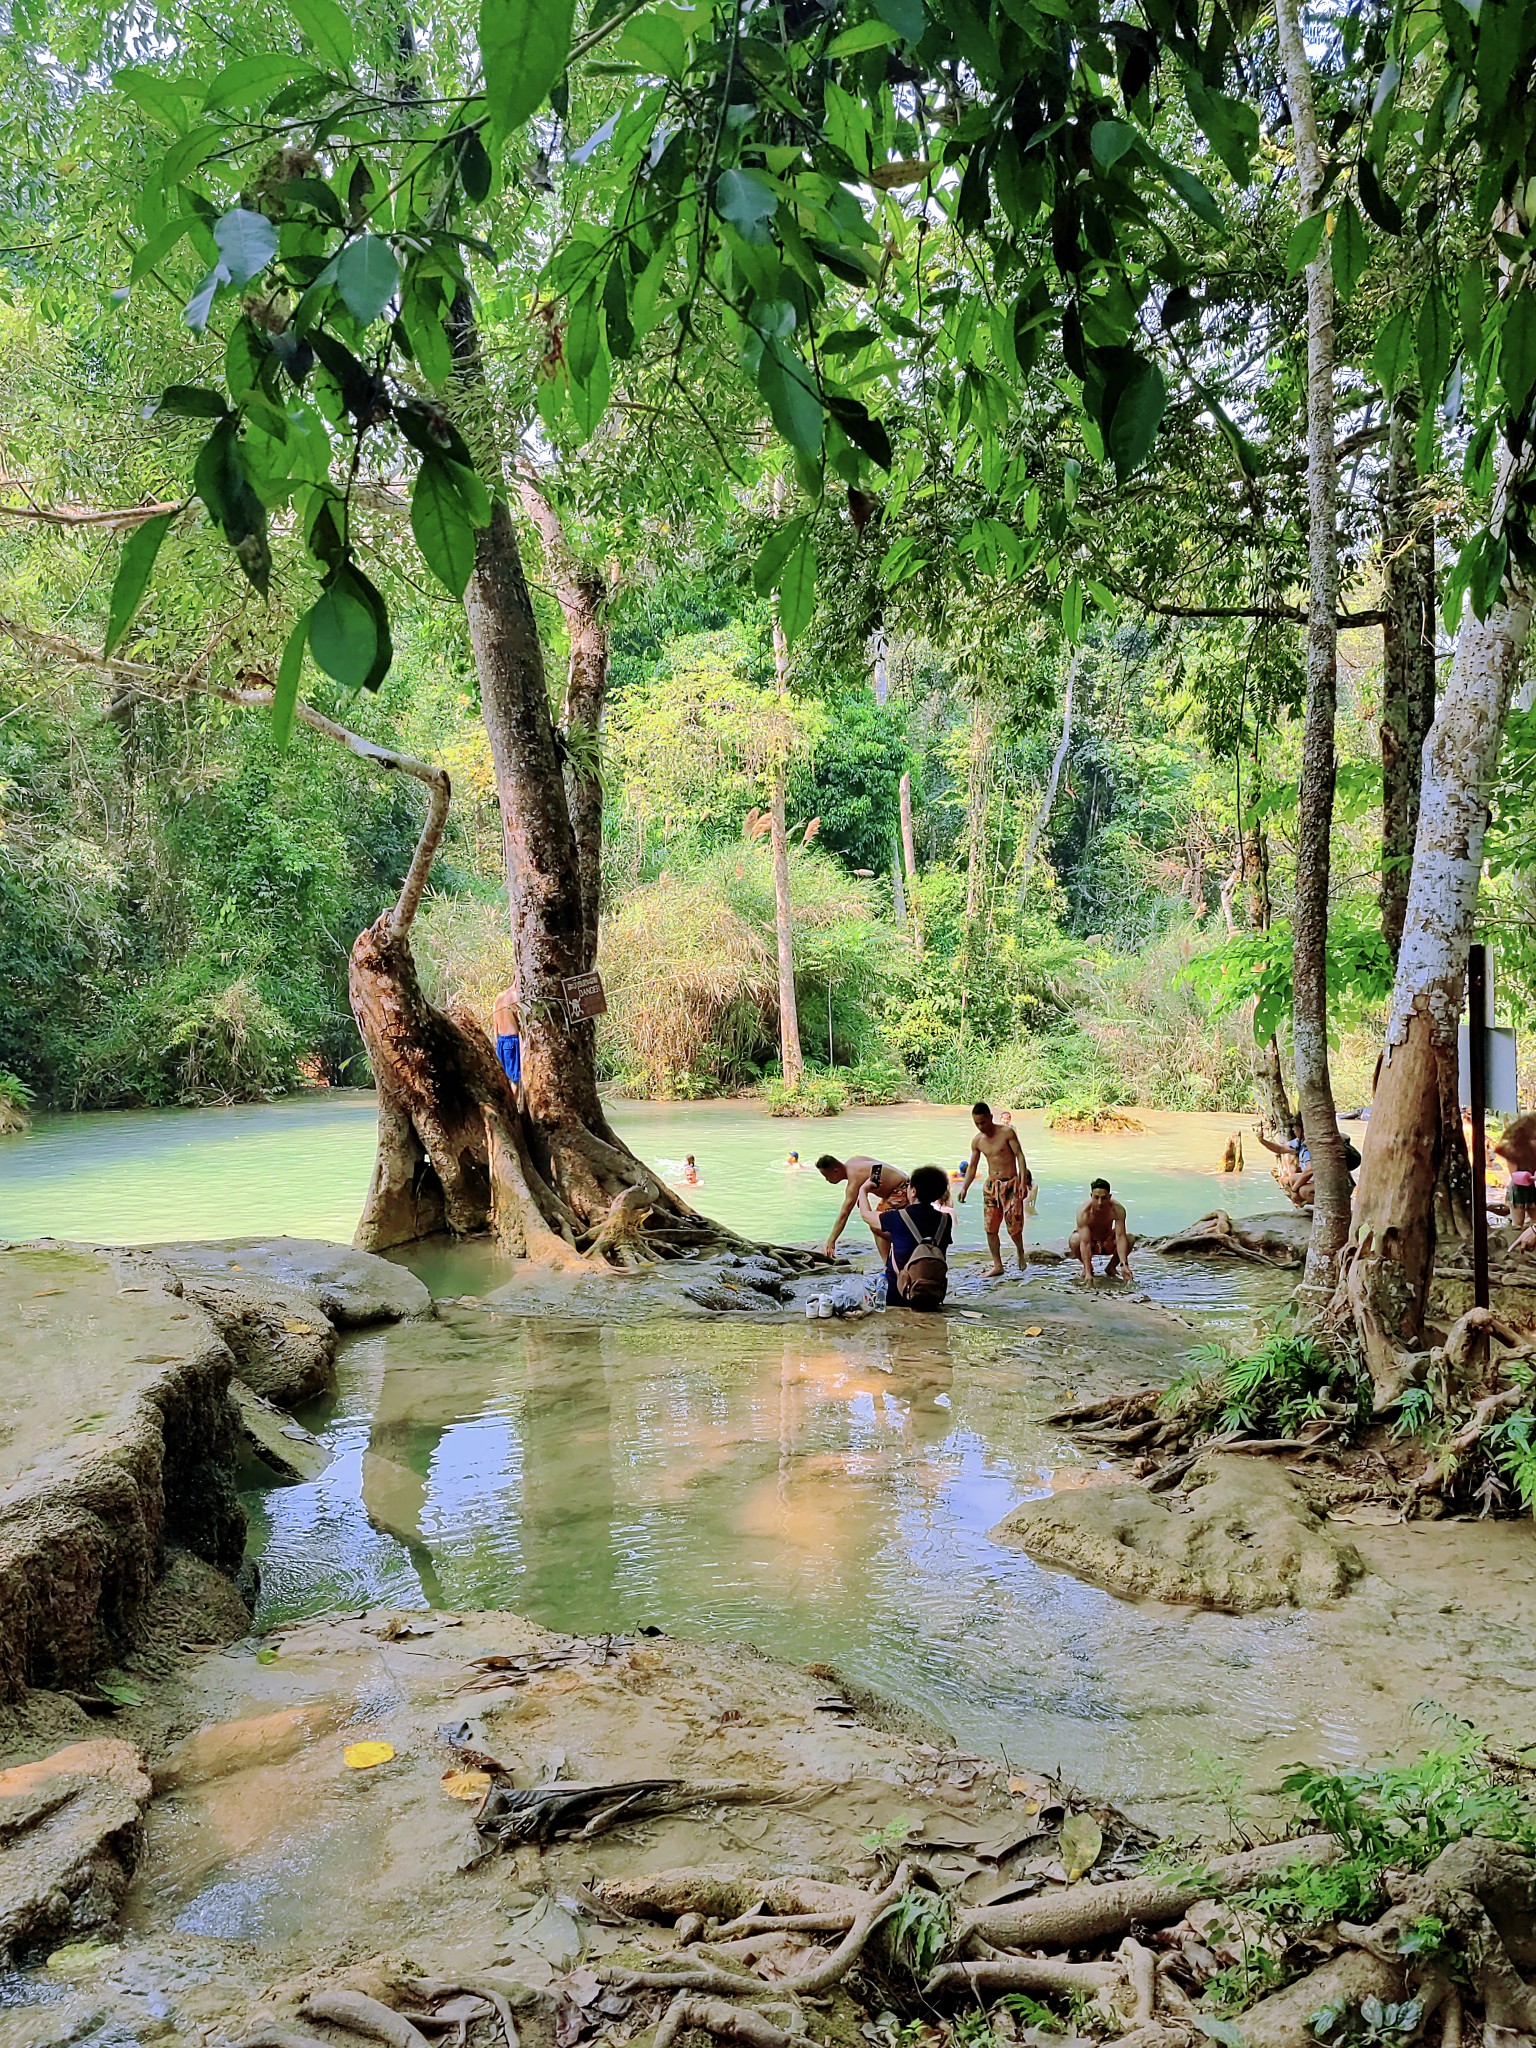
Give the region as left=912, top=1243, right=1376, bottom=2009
left=0, top=1092, right=1284, bottom=1251
left=247, top=1264, right=1379, bottom=1826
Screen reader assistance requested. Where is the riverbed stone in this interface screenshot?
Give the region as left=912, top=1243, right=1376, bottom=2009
left=165, top=1269, right=336, bottom=1406
left=228, top=1382, right=330, bottom=1485
left=0, top=1245, right=246, bottom=1702
left=991, top=1452, right=1364, bottom=1611
left=156, top=1238, right=430, bottom=1327
left=0, top=1738, right=152, bottom=1963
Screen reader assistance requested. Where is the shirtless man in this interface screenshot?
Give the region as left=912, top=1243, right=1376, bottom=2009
left=492, top=986, right=521, bottom=1096
left=958, top=1102, right=1033, bottom=1276
left=1070, top=1178, right=1133, bottom=1281
left=1496, top=1113, right=1536, bottom=1253
left=816, top=1154, right=912, bottom=1261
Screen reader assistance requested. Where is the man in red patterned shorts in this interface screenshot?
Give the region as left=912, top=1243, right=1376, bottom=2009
left=957, top=1102, right=1033, bottom=1277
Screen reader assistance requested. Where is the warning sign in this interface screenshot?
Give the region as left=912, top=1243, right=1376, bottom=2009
left=561, top=971, right=608, bottom=1020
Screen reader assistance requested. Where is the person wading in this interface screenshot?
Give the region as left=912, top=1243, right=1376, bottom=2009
left=957, top=1102, right=1033, bottom=1276
left=816, top=1155, right=912, bottom=1262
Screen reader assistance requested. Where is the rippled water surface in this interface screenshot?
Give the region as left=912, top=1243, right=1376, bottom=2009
left=14, top=1090, right=1454, bottom=1824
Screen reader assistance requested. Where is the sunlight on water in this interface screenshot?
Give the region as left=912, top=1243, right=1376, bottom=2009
left=0, top=1089, right=1283, bottom=1250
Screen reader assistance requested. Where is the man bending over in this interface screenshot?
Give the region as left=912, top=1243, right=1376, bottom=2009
left=816, top=1155, right=912, bottom=1261
left=958, top=1102, right=1032, bottom=1276
left=1070, top=1179, right=1134, bottom=1281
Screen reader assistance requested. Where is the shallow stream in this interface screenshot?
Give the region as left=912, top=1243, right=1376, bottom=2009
left=8, top=1093, right=1536, bottom=1827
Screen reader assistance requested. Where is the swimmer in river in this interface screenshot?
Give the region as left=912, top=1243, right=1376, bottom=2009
left=1069, top=1178, right=1134, bottom=1282
left=681, top=1153, right=700, bottom=1186
left=816, top=1154, right=913, bottom=1262
left=958, top=1101, right=1032, bottom=1276
left=785, top=1150, right=803, bottom=1170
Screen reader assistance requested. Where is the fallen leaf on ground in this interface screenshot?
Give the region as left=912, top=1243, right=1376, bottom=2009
left=344, top=1740, right=397, bottom=1769
left=1023, top=1326, right=1043, bottom=1337
left=1059, top=1810, right=1103, bottom=1881
left=442, top=1768, right=492, bottom=1801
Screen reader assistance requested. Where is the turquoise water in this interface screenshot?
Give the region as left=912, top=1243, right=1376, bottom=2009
left=0, top=1091, right=1280, bottom=1251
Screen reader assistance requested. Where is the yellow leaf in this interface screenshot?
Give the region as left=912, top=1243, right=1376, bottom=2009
left=1059, top=1811, right=1102, bottom=1882
left=1023, top=1326, right=1043, bottom=1337
left=282, top=1316, right=318, bottom=1334
left=344, top=1740, right=396, bottom=1770
left=442, top=1768, right=491, bottom=1802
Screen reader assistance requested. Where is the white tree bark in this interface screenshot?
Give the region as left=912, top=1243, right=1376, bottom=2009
left=1018, top=654, right=1077, bottom=913
left=1275, top=0, right=1352, bottom=1308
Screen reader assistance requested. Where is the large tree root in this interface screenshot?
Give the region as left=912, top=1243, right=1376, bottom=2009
left=957, top=1834, right=1340, bottom=1949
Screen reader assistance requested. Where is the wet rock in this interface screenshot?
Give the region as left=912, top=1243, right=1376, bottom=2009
left=156, top=1238, right=431, bottom=1328
left=991, top=1453, right=1364, bottom=1611
left=228, top=1384, right=330, bottom=1486
left=682, top=1283, right=769, bottom=1313
left=170, top=1272, right=335, bottom=1406
left=0, top=1739, right=152, bottom=1963
left=0, top=1245, right=246, bottom=1701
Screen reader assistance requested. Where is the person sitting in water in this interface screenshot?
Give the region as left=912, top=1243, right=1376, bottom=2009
left=786, top=1150, right=803, bottom=1170
left=957, top=1101, right=1032, bottom=1277
left=816, top=1154, right=912, bottom=1261
left=1254, top=1118, right=1313, bottom=1208
left=681, top=1153, right=700, bottom=1186
left=1070, top=1178, right=1134, bottom=1281
left=492, top=985, right=521, bottom=1096
left=883, top=1164, right=953, bottom=1311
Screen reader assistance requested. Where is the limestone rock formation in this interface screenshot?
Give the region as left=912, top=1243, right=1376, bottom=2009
left=991, top=1452, right=1364, bottom=1611
left=229, top=1382, right=331, bottom=1485
left=0, top=1738, right=152, bottom=1962
left=157, top=1237, right=431, bottom=1326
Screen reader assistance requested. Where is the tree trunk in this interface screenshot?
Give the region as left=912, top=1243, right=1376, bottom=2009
left=963, top=698, right=994, bottom=959
left=1242, top=817, right=1295, bottom=1130
left=1019, top=655, right=1076, bottom=912
left=517, top=469, right=609, bottom=959
left=1342, top=490, right=1532, bottom=1396
left=1379, top=396, right=1437, bottom=965
left=771, top=609, right=805, bottom=1088
left=869, top=631, right=909, bottom=930
left=1275, top=0, right=1352, bottom=1309
left=899, top=770, right=922, bottom=957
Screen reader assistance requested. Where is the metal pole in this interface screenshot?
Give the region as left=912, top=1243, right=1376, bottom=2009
left=1470, top=942, right=1490, bottom=1311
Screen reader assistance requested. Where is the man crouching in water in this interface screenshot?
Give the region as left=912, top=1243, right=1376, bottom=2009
left=958, top=1101, right=1033, bottom=1276
left=1070, top=1178, right=1134, bottom=1281
left=816, top=1155, right=913, bottom=1262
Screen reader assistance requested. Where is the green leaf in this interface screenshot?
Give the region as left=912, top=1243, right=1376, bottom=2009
left=411, top=456, right=478, bottom=597
left=758, top=343, right=822, bottom=459
left=155, top=384, right=230, bottom=417
left=94, top=1678, right=143, bottom=1708
left=193, top=417, right=270, bottom=591
left=129, top=217, right=194, bottom=282
left=1285, top=212, right=1326, bottom=276
left=1059, top=1811, right=1101, bottom=1881
left=308, top=572, right=380, bottom=688
left=1106, top=356, right=1165, bottom=479
left=716, top=167, right=779, bottom=243
left=457, top=129, right=493, bottom=203
left=1502, top=290, right=1536, bottom=417
left=753, top=513, right=808, bottom=596
left=614, top=4, right=690, bottom=77
left=204, top=54, right=307, bottom=111
left=1372, top=307, right=1416, bottom=394
left=826, top=18, right=899, bottom=53
left=872, top=0, right=926, bottom=37
left=565, top=288, right=603, bottom=384
left=1356, top=158, right=1403, bottom=236
left=481, top=0, right=577, bottom=141
left=214, top=208, right=278, bottom=286
left=1090, top=119, right=1138, bottom=169
left=104, top=511, right=176, bottom=655
left=1162, top=162, right=1223, bottom=228
left=270, top=616, right=308, bottom=750
left=1417, top=281, right=1454, bottom=400
left=336, top=235, right=401, bottom=324
left=284, top=0, right=355, bottom=72
left=776, top=530, right=816, bottom=643
left=1330, top=198, right=1371, bottom=302
left=1182, top=77, right=1257, bottom=185
left=184, top=266, right=230, bottom=332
